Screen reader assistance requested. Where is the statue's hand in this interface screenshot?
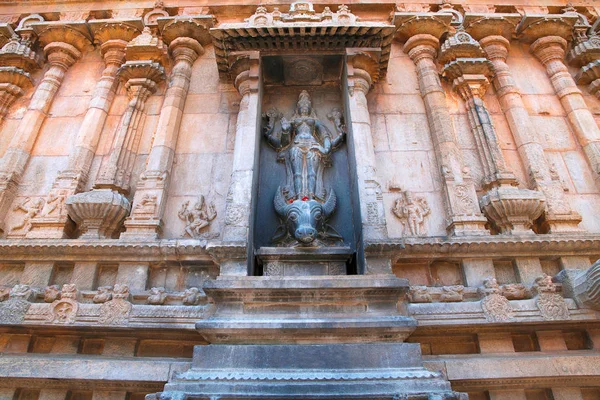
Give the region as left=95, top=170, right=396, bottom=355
left=281, top=117, right=291, bottom=132
left=311, top=145, right=328, bottom=155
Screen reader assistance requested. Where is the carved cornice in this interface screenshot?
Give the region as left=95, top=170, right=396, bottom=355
left=365, top=233, right=600, bottom=260
left=87, top=18, right=144, bottom=44
left=0, top=23, right=15, bottom=48
left=30, top=20, right=92, bottom=52
left=125, top=26, right=168, bottom=64
left=157, top=15, right=214, bottom=45
left=212, top=4, right=395, bottom=80
left=516, top=13, right=578, bottom=43
left=393, top=12, right=453, bottom=42
left=0, top=238, right=216, bottom=262
left=0, top=36, right=40, bottom=73
left=463, top=13, right=521, bottom=41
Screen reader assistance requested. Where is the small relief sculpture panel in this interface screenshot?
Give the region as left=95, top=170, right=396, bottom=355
left=132, top=194, right=157, bottom=219
left=178, top=195, right=218, bottom=239
left=478, top=278, right=514, bottom=322
left=183, top=288, right=207, bottom=306
left=44, top=285, right=61, bottom=303
left=147, top=287, right=168, bottom=305
left=93, top=286, right=113, bottom=304
left=439, top=285, right=464, bottom=302
left=99, top=284, right=132, bottom=326
left=9, top=197, right=44, bottom=235
left=533, top=274, right=570, bottom=321
left=49, top=284, right=78, bottom=324
left=392, top=191, right=430, bottom=237
left=408, top=286, right=432, bottom=303
left=263, top=91, right=345, bottom=247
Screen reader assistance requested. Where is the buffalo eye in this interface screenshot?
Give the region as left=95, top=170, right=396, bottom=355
left=315, top=212, right=322, bottom=220
left=289, top=213, right=298, bottom=221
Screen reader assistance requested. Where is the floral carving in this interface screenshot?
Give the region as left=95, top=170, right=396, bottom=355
left=99, top=284, right=132, bottom=325
left=478, top=278, right=514, bottom=322
left=533, top=274, right=570, bottom=321
left=392, top=191, right=430, bottom=237
left=48, top=284, right=78, bottom=324
left=178, top=195, right=218, bottom=239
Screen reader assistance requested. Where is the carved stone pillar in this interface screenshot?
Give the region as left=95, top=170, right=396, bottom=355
left=27, top=20, right=143, bottom=239
left=123, top=18, right=210, bottom=239
left=66, top=27, right=166, bottom=239
left=220, top=52, right=260, bottom=276
left=440, top=32, right=545, bottom=234
left=345, top=49, right=388, bottom=243
left=531, top=36, right=600, bottom=187
left=479, top=35, right=582, bottom=232
left=403, top=34, right=488, bottom=236
left=0, top=22, right=90, bottom=236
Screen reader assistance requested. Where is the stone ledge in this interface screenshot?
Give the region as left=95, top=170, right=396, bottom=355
left=0, top=354, right=190, bottom=391
left=425, top=351, right=600, bottom=390
left=366, top=233, right=600, bottom=260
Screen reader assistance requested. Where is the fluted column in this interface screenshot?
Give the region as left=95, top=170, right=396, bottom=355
left=0, top=38, right=83, bottom=235
left=123, top=37, right=203, bottom=238
left=220, top=52, right=260, bottom=276
left=404, top=34, right=488, bottom=236
left=531, top=36, right=600, bottom=188
left=480, top=36, right=582, bottom=232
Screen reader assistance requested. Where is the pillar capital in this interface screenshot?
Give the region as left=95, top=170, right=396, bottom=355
left=89, top=18, right=144, bottom=45
left=346, top=49, right=379, bottom=96
left=231, top=52, right=260, bottom=97
left=404, top=34, right=439, bottom=61
left=169, top=37, right=203, bottom=65
left=530, top=36, right=568, bottom=65
left=44, top=42, right=81, bottom=70
left=480, top=35, right=510, bottom=62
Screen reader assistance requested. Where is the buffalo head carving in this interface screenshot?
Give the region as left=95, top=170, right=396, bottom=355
left=273, top=187, right=340, bottom=245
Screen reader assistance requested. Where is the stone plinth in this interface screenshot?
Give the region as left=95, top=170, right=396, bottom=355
left=148, top=343, right=465, bottom=399
left=196, top=275, right=415, bottom=344
left=257, top=246, right=352, bottom=276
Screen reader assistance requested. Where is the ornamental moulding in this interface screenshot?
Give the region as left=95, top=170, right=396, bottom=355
left=210, top=2, right=395, bottom=80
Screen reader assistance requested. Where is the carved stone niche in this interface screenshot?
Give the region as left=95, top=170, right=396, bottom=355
left=254, top=55, right=357, bottom=276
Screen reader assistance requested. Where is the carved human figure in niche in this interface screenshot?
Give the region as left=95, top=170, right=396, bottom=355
left=10, top=197, right=44, bottom=233
left=178, top=195, right=217, bottom=238
left=263, top=91, right=344, bottom=246
left=392, top=191, right=430, bottom=237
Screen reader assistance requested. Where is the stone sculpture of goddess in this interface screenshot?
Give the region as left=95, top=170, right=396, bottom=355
left=263, top=90, right=344, bottom=246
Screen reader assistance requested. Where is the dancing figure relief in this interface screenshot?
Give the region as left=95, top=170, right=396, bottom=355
left=178, top=195, right=218, bottom=239
left=263, top=90, right=344, bottom=246
left=392, top=191, right=430, bottom=237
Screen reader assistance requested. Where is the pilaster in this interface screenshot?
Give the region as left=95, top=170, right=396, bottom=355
left=402, top=30, right=488, bottom=236
left=440, top=31, right=545, bottom=234
left=123, top=17, right=212, bottom=239
left=0, top=21, right=90, bottom=236
left=477, top=33, right=582, bottom=232
left=66, top=27, right=166, bottom=239
left=530, top=35, right=600, bottom=188
left=27, top=19, right=143, bottom=239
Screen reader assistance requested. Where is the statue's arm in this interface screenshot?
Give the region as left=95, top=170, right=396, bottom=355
left=316, top=121, right=332, bottom=154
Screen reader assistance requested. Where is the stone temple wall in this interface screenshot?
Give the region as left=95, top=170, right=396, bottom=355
left=0, top=0, right=598, bottom=399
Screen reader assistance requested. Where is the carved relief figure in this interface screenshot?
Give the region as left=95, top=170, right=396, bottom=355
left=392, top=191, right=430, bottom=237
left=263, top=90, right=344, bottom=246
left=10, top=197, right=44, bottom=233
left=178, top=195, right=217, bottom=239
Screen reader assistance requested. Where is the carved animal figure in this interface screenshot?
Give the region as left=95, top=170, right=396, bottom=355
left=273, top=187, right=339, bottom=246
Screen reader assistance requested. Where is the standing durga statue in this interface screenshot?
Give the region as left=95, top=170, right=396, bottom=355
left=263, top=90, right=345, bottom=246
